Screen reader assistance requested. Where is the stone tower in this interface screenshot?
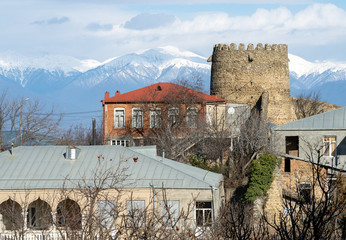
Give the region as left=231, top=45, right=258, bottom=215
left=209, top=43, right=295, bottom=125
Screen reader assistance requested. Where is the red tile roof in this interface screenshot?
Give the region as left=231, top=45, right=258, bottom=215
left=102, top=82, right=226, bottom=104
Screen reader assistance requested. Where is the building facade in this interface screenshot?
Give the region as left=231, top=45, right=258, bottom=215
left=0, top=145, right=224, bottom=239
left=264, top=107, right=346, bottom=219
left=101, top=82, right=227, bottom=146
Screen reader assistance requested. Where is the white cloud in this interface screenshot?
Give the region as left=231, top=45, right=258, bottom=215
left=287, top=3, right=346, bottom=29
left=99, top=3, right=346, bottom=60
left=86, top=22, right=114, bottom=32
left=124, top=13, right=176, bottom=30
left=0, top=1, right=345, bottom=61
left=160, top=4, right=346, bottom=34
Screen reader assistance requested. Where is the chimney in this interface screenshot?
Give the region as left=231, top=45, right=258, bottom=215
left=66, top=146, right=80, bottom=160
left=115, top=90, right=120, bottom=96
left=105, top=92, right=110, bottom=99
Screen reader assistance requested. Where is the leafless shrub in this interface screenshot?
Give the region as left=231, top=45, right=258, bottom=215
left=294, top=91, right=325, bottom=119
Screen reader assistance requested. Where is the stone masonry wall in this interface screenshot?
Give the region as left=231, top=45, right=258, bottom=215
left=209, top=43, right=296, bottom=125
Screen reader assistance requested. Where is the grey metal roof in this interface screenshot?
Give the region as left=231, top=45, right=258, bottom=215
left=129, top=145, right=223, bottom=188
left=0, top=145, right=223, bottom=190
left=274, top=107, right=346, bottom=131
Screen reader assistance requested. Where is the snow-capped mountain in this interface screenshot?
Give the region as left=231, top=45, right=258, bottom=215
left=0, top=53, right=102, bottom=94
left=0, top=47, right=211, bottom=126
left=70, top=46, right=210, bottom=89
left=0, top=47, right=345, bottom=127
left=288, top=54, right=346, bottom=106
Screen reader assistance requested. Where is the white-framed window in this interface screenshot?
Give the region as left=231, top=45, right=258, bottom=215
left=195, top=201, right=212, bottom=227
left=207, top=106, right=213, bottom=125
left=97, top=200, right=116, bottom=229
left=114, top=108, right=125, bottom=128
left=132, top=108, right=143, bottom=128
left=161, top=200, right=179, bottom=228
left=323, top=136, right=336, bottom=157
left=111, top=139, right=129, bottom=147
left=168, top=107, right=179, bottom=127
left=126, top=200, right=145, bottom=228
left=187, top=108, right=198, bottom=128
left=298, top=182, right=312, bottom=204
left=150, top=109, right=161, bottom=128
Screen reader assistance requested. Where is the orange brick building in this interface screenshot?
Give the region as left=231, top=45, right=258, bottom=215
left=101, top=83, right=226, bottom=146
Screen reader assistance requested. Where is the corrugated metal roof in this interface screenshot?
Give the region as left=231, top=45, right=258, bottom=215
left=274, top=107, right=346, bottom=131
left=130, top=145, right=223, bottom=187
left=0, top=145, right=222, bottom=190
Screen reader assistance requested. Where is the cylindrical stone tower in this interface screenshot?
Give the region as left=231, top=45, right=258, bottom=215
left=209, top=43, right=295, bottom=125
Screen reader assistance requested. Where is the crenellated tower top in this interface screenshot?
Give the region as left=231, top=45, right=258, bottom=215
left=212, top=43, right=287, bottom=52
left=209, top=42, right=294, bottom=125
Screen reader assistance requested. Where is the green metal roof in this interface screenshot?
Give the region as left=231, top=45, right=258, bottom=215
left=0, top=145, right=223, bottom=190
left=274, top=107, right=346, bottom=131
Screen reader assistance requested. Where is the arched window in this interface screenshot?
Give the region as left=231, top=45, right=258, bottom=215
left=0, top=199, right=22, bottom=230
left=27, top=199, right=52, bottom=230
left=56, top=199, right=82, bottom=230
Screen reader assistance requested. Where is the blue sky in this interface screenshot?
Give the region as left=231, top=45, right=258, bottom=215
left=1, top=0, right=346, bottom=62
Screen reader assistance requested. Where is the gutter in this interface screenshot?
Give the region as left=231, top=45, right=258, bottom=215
left=210, top=185, right=216, bottom=224
left=150, top=183, right=156, bottom=225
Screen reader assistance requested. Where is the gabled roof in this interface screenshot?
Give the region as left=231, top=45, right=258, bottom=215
left=274, top=107, right=346, bottom=131
left=101, top=82, right=226, bottom=104
left=0, top=145, right=223, bottom=190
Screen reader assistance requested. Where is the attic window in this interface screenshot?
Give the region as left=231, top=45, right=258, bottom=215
left=157, top=86, right=162, bottom=91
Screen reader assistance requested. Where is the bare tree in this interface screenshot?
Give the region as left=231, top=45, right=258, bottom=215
left=54, top=155, right=207, bottom=240
left=294, top=91, right=327, bottom=119
left=57, top=120, right=103, bottom=146
left=121, top=190, right=197, bottom=240
left=0, top=92, right=63, bottom=149
left=266, top=144, right=346, bottom=240
left=54, top=154, right=129, bottom=239
left=209, top=200, right=274, bottom=240
left=0, top=90, right=10, bottom=151
left=227, top=110, right=270, bottom=188
left=116, top=77, right=211, bottom=162
left=172, top=72, right=206, bottom=93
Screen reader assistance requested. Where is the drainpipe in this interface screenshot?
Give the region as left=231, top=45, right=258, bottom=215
left=210, top=186, right=216, bottom=224
left=161, top=150, right=165, bottom=162
left=150, top=184, right=156, bottom=225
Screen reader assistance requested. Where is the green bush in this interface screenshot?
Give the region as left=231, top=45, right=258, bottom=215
left=243, top=152, right=280, bottom=202
left=189, top=155, right=220, bottom=173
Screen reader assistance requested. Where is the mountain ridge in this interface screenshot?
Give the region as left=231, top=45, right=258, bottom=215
left=0, top=46, right=345, bottom=126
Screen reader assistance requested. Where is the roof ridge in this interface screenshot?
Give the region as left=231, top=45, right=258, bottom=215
left=102, top=82, right=226, bottom=103
left=274, top=106, right=346, bottom=130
